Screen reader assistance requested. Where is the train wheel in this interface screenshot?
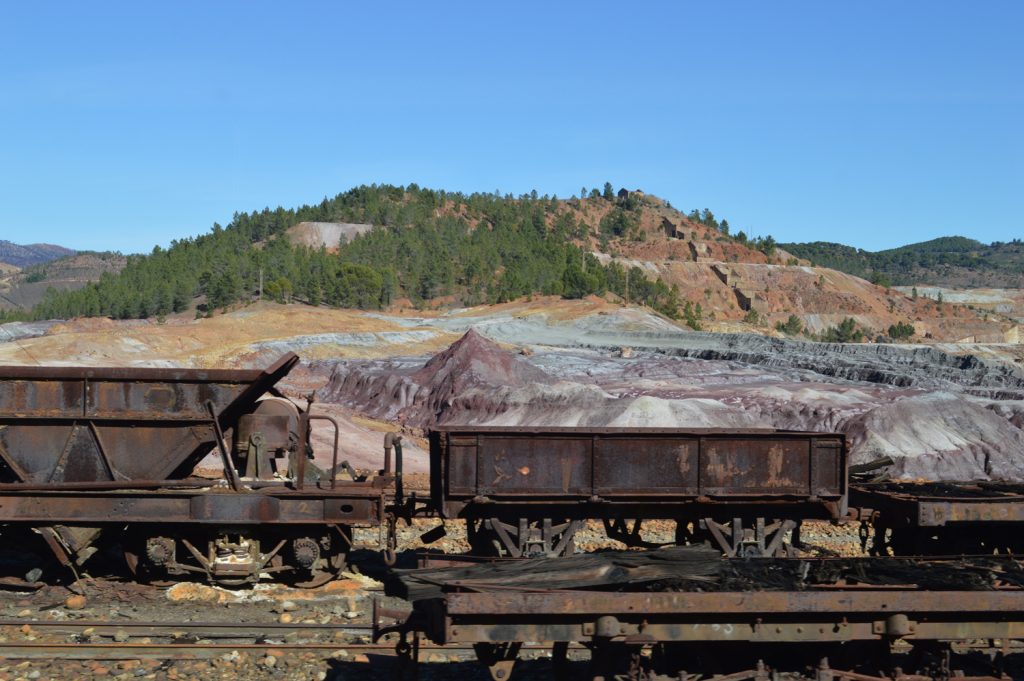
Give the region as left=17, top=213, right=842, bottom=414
left=123, top=532, right=178, bottom=585
left=278, top=526, right=350, bottom=588
left=123, top=552, right=176, bottom=587
left=284, top=546, right=345, bottom=589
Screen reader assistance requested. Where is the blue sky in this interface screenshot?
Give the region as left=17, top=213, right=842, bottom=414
left=1, top=2, right=1020, bottom=253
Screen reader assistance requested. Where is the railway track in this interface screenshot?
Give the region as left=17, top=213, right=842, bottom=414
left=0, top=618, right=374, bottom=640
left=0, top=619, right=568, bottom=661
left=0, top=619, right=378, bottom=660
left=0, top=615, right=1017, bottom=681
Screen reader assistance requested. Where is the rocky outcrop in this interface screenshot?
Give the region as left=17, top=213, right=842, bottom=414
left=652, top=333, right=1024, bottom=397
left=318, top=329, right=555, bottom=425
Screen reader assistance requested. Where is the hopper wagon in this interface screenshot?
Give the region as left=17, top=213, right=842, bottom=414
left=0, top=352, right=392, bottom=586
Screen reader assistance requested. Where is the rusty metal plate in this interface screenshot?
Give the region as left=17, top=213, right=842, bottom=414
left=446, top=445, right=478, bottom=496
left=0, top=354, right=299, bottom=484
left=811, top=439, right=843, bottom=496
left=0, top=491, right=382, bottom=525
left=87, top=380, right=238, bottom=420
left=190, top=494, right=281, bottom=522
left=593, top=437, right=699, bottom=496
left=476, top=436, right=591, bottom=496
left=320, top=498, right=378, bottom=523
left=700, top=438, right=811, bottom=496
left=0, top=379, right=83, bottom=416
left=852, top=482, right=1024, bottom=528
left=433, top=428, right=847, bottom=503
left=918, top=500, right=1024, bottom=526
left=0, top=494, right=191, bottom=521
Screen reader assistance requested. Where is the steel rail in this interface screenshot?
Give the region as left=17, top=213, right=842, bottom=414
left=0, top=642, right=384, bottom=661
left=0, top=640, right=566, bottom=661
left=0, top=619, right=374, bottom=639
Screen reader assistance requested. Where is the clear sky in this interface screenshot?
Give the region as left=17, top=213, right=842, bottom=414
left=1, top=2, right=1020, bottom=253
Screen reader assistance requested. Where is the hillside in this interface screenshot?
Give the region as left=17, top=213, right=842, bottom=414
left=0, top=240, right=74, bottom=268
left=0, top=252, right=126, bottom=311
left=8, top=185, right=783, bottom=324
left=1, top=184, right=1014, bottom=344
left=782, top=237, right=1024, bottom=288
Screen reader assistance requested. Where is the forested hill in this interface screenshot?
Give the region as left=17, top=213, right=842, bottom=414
left=0, top=241, right=75, bottom=268
left=781, top=237, right=1024, bottom=288
left=5, top=184, right=762, bottom=324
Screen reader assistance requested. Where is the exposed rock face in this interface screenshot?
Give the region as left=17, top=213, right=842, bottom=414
left=285, top=222, right=373, bottom=250
left=319, top=329, right=555, bottom=425
left=654, top=334, right=1024, bottom=398
left=0, top=320, right=61, bottom=343
left=319, top=328, right=1024, bottom=482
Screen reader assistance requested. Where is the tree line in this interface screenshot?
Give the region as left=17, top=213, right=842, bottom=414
left=780, top=236, right=1024, bottom=286
left=10, top=184, right=686, bottom=323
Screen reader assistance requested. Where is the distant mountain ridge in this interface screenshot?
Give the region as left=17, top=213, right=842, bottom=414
left=781, top=237, right=1024, bottom=288
left=0, top=252, right=127, bottom=311
left=0, top=240, right=75, bottom=268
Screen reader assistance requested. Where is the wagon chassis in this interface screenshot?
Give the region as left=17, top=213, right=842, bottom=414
left=851, top=482, right=1024, bottom=556
left=380, top=586, right=1024, bottom=680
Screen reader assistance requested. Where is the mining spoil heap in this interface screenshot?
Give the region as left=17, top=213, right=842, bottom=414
left=320, top=325, right=1024, bottom=481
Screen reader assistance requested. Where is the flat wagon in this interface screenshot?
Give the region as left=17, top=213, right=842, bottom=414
left=380, top=549, right=1024, bottom=681
left=852, top=480, right=1024, bottom=555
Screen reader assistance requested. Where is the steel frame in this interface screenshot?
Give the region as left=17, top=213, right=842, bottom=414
left=422, top=589, right=1024, bottom=645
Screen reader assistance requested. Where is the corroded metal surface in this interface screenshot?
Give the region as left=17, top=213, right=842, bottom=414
left=852, top=481, right=1024, bottom=526
left=430, top=426, right=847, bottom=518
left=0, top=353, right=391, bottom=585
left=0, top=354, right=300, bottom=483
left=0, top=487, right=380, bottom=523
left=425, top=586, right=1024, bottom=650
left=382, top=558, right=1024, bottom=680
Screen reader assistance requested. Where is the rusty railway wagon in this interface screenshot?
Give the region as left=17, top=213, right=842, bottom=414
left=0, top=353, right=393, bottom=587
left=852, top=480, right=1024, bottom=556
left=378, top=564, right=1024, bottom=681
left=429, top=426, right=847, bottom=558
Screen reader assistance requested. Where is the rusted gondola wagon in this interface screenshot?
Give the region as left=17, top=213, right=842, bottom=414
left=429, top=426, right=847, bottom=558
